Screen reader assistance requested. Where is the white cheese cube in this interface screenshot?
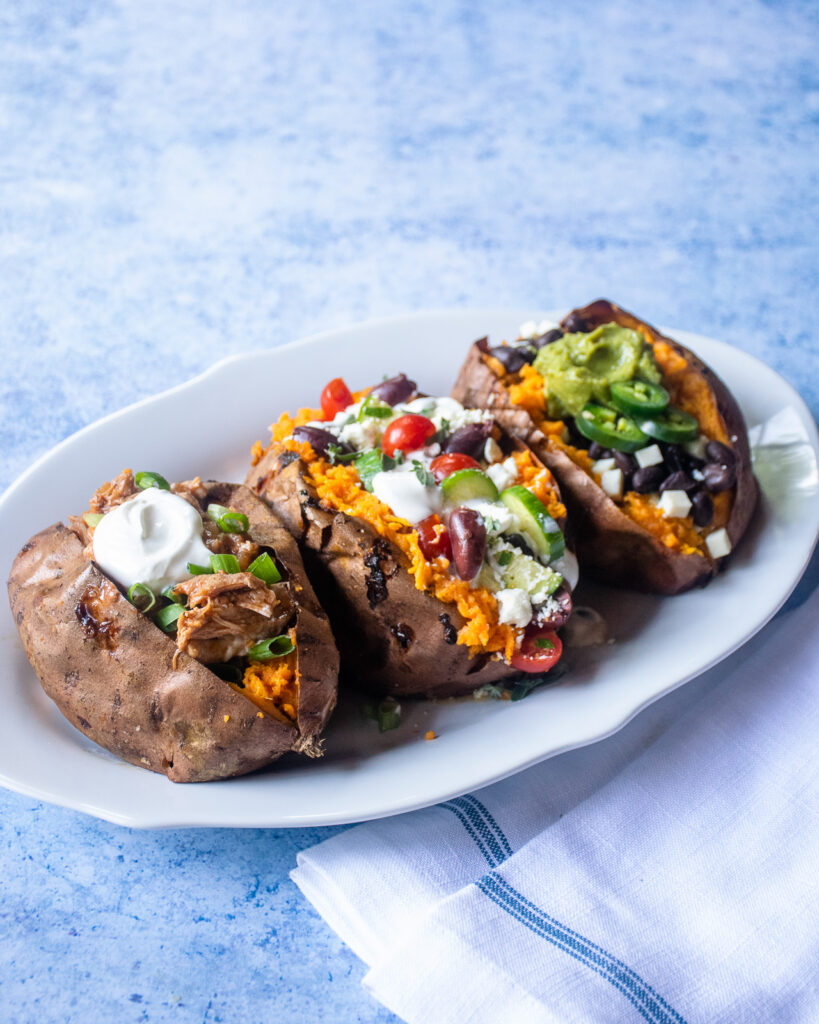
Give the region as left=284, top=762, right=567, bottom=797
left=657, top=489, right=692, bottom=518
left=592, top=457, right=616, bottom=475
left=484, top=437, right=503, bottom=463
left=600, top=468, right=624, bottom=499
left=684, top=435, right=708, bottom=460
left=486, top=457, right=519, bottom=492
left=706, top=527, right=732, bottom=558
left=634, top=444, right=663, bottom=469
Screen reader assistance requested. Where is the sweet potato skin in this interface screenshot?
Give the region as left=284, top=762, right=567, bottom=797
left=247, top=437, right=569, bottom=699
left=452, top=300, right=757, bottom=594
left=7, top=483, right=338, bottom=782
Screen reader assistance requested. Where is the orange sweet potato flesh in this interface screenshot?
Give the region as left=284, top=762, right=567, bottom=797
left=452, top=299, right=757, bottom=594
left=246, top=431, right=571, bottom=698
left=7, top=483, right=338, bottom=782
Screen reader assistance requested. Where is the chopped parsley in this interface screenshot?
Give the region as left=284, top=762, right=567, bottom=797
left=496, top=550, right=513, bottom=567
left=412, top=460, right=436, bottom=487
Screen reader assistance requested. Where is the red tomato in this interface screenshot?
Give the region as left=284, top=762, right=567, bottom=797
left=429, top=452, right=481, bottom=483
left=320, top=378, right=354, bottom=420
left=417, top=514, right=452, bottom=562
left=381, top=414, right=436, bottom=457
left=510, top=629, right=562, bottom=674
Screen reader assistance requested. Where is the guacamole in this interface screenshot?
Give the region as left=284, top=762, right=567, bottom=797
left=533, top=323, right=662, bottom=419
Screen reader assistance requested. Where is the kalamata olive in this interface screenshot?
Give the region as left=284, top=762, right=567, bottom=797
left=538, top=586, right=572, bottom=630
left=488, top=345, right=532, bottom=373
left=532, top=328, right=564, bottom=349
left=691, top=491, right=714, bottom=527
left=659, top=470, right=697, bottom=494
left=562, top=312, right=589, bottom=333
left=587, top=441, right=611, bottom=460
left=449, top=508, right=486, bottom=581
left=705, top=440, right=736, bottom=467
left=369, top=373, right=417, bottom=407
left=442, top=421, right=493, bottom=459
left=292, top=426, right=353, bottom=458
left=703, top=462, right=736, bottom=493
left=631, top=465, right=666, bottom=493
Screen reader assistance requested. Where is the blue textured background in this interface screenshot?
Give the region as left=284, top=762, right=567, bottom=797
left=1, top=2, right=817, bottom=1021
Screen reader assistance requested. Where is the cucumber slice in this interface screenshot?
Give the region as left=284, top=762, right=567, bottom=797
left=500, top=485, right=565, bottom=562
left=441, top=468, right=499, bottom=504
left=501, top=551, right=562, bottom=598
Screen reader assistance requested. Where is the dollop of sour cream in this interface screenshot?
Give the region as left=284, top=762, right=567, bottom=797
left=92, top=489, right=213, bottom=593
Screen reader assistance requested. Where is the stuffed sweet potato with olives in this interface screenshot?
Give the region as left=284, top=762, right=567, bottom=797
left=247, top=376, right=577, bottom=698
left=7, top=472, right=338, bottom=782
left=452, top=299, right=757, bottom=594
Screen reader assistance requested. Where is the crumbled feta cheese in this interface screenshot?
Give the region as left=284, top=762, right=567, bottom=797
left=592, top=457, right=616, bottom=475
left=400, top=396, right=488, bottom=433
left=684, top=435, right=708, bottom=460
left=338, top=418, right=384, bottom=450
left=657, top=489, right=692, bottom=518
left=486, top=456, right=519, bottom=492
left=496, top=588, right=533, bottom=628
left=706, top=527, right=732, bottom=558
left=535, top=596, right=561, bottom=625
left=461, top=499, right=518, bottom=535
left=518, top=320, right=539, bottom=340
left=537, top=319, right=559, bottom=336
left=634, top=444, right=663, bottom=469
left=601, top=468, right=624, bottom=499
left=484, top=437, right=503, bottom=463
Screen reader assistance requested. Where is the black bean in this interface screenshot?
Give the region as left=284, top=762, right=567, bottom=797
left=659, top=470, right=697, bottom=494
left=587, top=442, right=611, bottom=460
left=532, top=328, right=564, bottom=349
left=683, top=453, right=705, bottom=472
left=631, top=465, right=666, bottom=493
left=292, top=426, right=353, bottom=458
left=370, top=373, right=417, bottom=406
left=660, top=443, right=684, bottom=473
left=449, top=508, right=486, bottom=581
left=691, top=491, right=714, bottom=527
left=488, top=345, right=532, bottom=373
left=612, top=451, right=637, bottom=475
left=703, top=462, right=736, bottom=493
left=705, top=440, right=736, bottom=467
left=442, top=421, right=493, bottom=458
left=562, top=312, right=590, bottom=333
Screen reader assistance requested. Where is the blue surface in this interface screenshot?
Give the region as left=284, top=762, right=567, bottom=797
left=1, top=2, right=817, bottom=1021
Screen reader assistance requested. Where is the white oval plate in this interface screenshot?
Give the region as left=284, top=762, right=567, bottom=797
left=1, top=311, right=817, bottom=828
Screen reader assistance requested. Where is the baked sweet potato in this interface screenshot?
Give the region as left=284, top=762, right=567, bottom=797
left=7, top=479, right=338, bottom=782
left=452, top=299, right=757, bottom=594
left=247, top=390, right=575, bottom=698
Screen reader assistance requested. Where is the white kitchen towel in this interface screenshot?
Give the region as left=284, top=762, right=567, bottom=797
left=293, top=580, right=819, bottom=1023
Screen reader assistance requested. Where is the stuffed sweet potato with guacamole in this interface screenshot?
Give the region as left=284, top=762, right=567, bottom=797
left=246, top=375, right=577, bottom=698
left=7, top=472, right=338, bottom=781
left=452, top=299, right=757, bottom=594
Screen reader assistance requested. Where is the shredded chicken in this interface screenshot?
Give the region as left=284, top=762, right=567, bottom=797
left=171, top=477, right=208, bottom=509
left=201, top=519, right=261, bottom=569
left=174, top=572, right=294, bottom=664
left=88, top=468, right=139, bottom=514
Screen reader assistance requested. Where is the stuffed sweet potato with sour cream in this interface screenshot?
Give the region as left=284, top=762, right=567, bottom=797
left=246, top=375, right=577, bottom=698
left=7, top=473, right=338, bottom=782
left=452, top=299, right=756, bottom=594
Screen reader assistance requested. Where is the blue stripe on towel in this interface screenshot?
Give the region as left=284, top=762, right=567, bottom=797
left=441, top=797, right=686, bottom=1024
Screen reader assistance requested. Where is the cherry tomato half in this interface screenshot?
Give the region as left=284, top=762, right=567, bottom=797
left=510, top=628, right=562, bottom=674
left=320, top=377, right=354, bottom=420
left=429, top=452, right=481, bottom=483
left=381, top=414, right=436, bottom=458
left=416, top=514, right=452, bottom=562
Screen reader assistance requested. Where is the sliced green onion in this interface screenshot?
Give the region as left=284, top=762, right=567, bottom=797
left=206, top=503, right=250, bottom=534
left=377, top=697, right=402, bottom=732
left=247, top=552, right=282, bottom=585
left=357, top=393, right=393, bottom=421
left=155, top=603, right=185, bottom=633
left=210, top=554, right=241, bottom=574
left=161, top=585, right=186, bottom=606
left=135, top=471, right=170, bottom=491
left=127, top=582, right=156, bottom=613
left=186, top=562, right=213, bottom=575
left=82, top=512, right=104, bottom=528
left=247, top=635, right=295, bottom=662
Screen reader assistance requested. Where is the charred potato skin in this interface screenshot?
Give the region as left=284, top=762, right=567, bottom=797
left=452, top=299, right=757, bottom=594
left=7, top=483, right=338, bottom=782
left=247, top=437, right=569, bottom=699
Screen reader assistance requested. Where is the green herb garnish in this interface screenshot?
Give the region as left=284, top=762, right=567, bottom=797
left=127, top=582, right=156, bottom=613
left=207, top=503, right=250, bottom=534
left=247, top=552, right=282, bottom=585
left=135, top=471, right=170, bottom=491
left=412, top=460, right=435, bottom=487
left=209, top=554, right=241, bottom=574
left=247, top=635, right=295, bottom=662
left=496, top=550, right=513, bottom=567
left=156, top=603, right=185, bottom=633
